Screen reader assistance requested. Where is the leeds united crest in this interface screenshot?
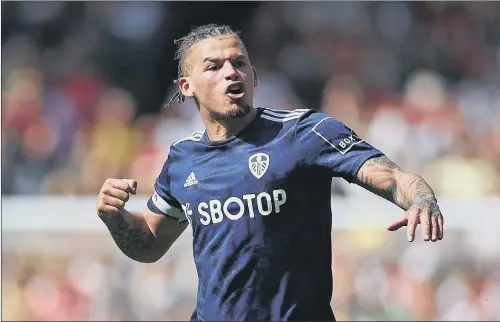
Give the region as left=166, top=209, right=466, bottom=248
left=248, top=153, right=270, bottom=179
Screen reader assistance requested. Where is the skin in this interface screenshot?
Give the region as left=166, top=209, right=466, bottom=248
left=354, top=156, right=444, bottom=242
left=177, top=35, right=259, bottom=141
left=97, top=179, right=187, bottom=263
left=96, top=34, right=444, bottom=263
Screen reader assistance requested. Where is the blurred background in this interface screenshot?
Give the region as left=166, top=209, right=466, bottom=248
left=2, top=1, right=500, bottom=321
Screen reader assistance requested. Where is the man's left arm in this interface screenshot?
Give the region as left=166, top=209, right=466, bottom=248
left=353, top=155, right=444, bottom=242
left=294, top=109, right=444, bottom=242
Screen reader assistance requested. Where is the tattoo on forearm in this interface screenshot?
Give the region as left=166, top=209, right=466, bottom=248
left=103, top=212, right=158, bottom=261
left=394, top=173, right=437, bottom=211
left=355, top=156, right=437, bottom=211
left=355, top=156, right=399, bottom=203
left=362, top=155, right=400, bottom=170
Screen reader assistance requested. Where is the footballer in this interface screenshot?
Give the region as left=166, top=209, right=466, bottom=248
left=96, top=24, right=444, bottom=321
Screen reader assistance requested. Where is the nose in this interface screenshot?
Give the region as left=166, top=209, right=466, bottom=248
left=222, top=61, right=239, bottom=81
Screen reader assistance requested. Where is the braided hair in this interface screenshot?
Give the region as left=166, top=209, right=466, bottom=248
left=164, top=80, right=186, bottom=108
left=164, top=24, right=241, bottom=108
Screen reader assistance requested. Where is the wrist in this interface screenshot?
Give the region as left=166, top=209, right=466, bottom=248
left=412, top=194, right=437, bottom=205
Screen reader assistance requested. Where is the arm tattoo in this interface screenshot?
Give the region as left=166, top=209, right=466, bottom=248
left=354, top=155, right=437, bottom=211
left=354, top=156, right=400, bottom=203
left=100, top=211, right=159, bottom=262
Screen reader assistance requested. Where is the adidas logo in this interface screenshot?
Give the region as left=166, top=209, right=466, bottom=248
left=184, top=172, right=198, bottom=187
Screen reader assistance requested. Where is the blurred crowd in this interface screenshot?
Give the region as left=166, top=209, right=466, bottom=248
left=3, top=3, right=500, bottom=322
left=3, top=229, right=500, bottom=321
left=2, top=2, right=500, bottom=196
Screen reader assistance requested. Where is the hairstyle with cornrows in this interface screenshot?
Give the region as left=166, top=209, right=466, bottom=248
left=164, top=24, right=241, bottom=108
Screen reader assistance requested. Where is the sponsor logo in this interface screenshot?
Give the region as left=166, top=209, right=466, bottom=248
left=186, top=189, right=287, bottom=226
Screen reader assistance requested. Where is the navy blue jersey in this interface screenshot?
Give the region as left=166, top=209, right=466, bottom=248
left=148, top=107, right=383, bottom=321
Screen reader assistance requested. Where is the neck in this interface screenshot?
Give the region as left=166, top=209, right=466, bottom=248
left=201, top=106, right=257, bottom=141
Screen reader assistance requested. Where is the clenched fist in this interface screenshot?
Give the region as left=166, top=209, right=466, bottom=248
left=97, top=179, right=137, bottom=216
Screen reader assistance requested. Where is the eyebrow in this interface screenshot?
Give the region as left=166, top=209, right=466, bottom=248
left=203, top=55, right=246, bottom=63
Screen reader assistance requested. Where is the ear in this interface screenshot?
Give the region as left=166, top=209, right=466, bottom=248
left=252, top=66, right=259, bottom=88
left=178, top=77, right=194, bottom=98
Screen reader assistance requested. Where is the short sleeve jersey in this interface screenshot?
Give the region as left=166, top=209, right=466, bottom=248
left=147, top=108, right=383, bottom=321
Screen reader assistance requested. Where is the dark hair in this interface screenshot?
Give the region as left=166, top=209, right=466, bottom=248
left=165, top=24, right=241, bottom=108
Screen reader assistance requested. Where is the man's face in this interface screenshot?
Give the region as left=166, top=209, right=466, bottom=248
left=178, top=35, right=258, bottom=119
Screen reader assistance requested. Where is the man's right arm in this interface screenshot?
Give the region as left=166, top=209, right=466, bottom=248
left=97, top=178, right=188, bottom=263
left=99, top=208, right=188, bottom=263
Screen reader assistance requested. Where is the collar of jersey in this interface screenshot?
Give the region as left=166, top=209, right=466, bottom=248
left=200, top=107, right=264, bottom=146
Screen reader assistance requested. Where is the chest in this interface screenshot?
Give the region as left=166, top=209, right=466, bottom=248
left=170, top=143, right=299, bottom=228
left=176, top=146, right=297, bottom=198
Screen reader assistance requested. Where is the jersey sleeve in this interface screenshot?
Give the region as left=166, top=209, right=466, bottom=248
left=147, top=155, right=187, bottom=223
left=295, top=110, right=384, bottom=183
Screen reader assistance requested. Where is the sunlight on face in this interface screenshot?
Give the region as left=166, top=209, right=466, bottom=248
left=181, top=36, right=257, bottom=120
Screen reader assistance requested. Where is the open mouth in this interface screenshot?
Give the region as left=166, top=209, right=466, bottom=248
left=226, top=83, right=245, bottom=98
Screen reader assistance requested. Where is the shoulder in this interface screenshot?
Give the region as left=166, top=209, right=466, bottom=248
left=169, top=130, right=204, bottom=156
left=259, top=107, right=342, bottom=128
left=295, top=109, right=343, bottom=127
left=293, top=109, right=364, bottom=153
left=290, top=109, right=350, bottom=135
left=157, top=130, right=204, bottom=176
left=258, top=108, right=350, bottom=141
left=259, top=107, right=311, bottom=124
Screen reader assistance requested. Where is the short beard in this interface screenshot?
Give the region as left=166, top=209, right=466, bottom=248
left=228, top=104, right=251, bottom=118
left=193, top=96, right=251, bottom=120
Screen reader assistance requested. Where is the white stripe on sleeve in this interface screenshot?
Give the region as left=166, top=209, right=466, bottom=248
left=152, top=191, right=184, bottom=219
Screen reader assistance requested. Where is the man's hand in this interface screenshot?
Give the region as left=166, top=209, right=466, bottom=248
left=353, top=155, right=444, bottom=242
left=386, top=196, right=444, bottom=242
left=97, top=178, right=138, bottom=216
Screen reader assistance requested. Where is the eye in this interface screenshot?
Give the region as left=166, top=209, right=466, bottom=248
left=206, top=65, right=219, bottom=71
left=233, top=60, right=245, bottom=68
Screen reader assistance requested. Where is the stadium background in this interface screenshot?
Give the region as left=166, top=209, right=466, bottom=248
left=2, top=1, right=500, bottom=321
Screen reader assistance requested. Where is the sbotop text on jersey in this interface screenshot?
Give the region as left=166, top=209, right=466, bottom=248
left=181, top=189, right=287, bottom=225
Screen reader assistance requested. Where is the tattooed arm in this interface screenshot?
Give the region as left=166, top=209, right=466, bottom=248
left=99, top=209, right=187, bottom=263
left=353, top=155, right=444, bottom=242
left=353, top=155, right=435, bottom=210
left=97, top=178, right=188, bottom=263
left=289, top=109, right=444, bottom=242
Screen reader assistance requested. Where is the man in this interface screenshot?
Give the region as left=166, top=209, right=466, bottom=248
left=96, top=24, right=444, bottom=321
